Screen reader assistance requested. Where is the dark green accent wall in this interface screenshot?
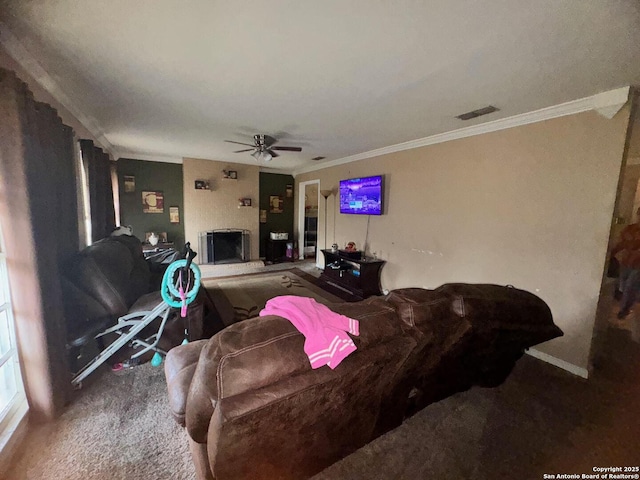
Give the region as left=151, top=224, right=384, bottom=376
left=259, top=172, right=295, bottom=257
left=117, top=158, right=185, bottom=250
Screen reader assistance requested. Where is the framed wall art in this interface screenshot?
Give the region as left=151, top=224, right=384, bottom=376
left=124, top=175, right=135, bottom=192
left=270, top=195, right=283, bottom=213
left=169, top=206, right=180, bottom=223
left=142, top=191, right=164, bottom=213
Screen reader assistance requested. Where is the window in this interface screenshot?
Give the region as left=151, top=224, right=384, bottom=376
left=110, top=161, right=121, bottom=228
left=0, top=223, right=26, bottom=443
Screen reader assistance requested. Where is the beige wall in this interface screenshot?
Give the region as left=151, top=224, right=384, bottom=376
left=183, top=157, right=260, bottom=261
left=306, top=184, right=318, bottom=209
left=296, top=108, right=632, bottom=372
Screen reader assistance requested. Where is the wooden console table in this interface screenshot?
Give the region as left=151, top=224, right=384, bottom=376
left=265, top=238, right=293, bottom=264
left=142, top=242, right=175, bottom=258
left=320, top=249, right=385, bottom=299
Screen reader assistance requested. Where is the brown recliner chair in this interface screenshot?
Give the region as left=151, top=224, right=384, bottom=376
left=62, top=235, right=209, bottom=375
left=165, top=284, right=562, bottom=480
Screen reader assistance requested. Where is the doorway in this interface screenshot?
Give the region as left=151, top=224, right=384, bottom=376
left=298, top=180, right=320, bottom=266
left=591, top=90, right=640, bottom=369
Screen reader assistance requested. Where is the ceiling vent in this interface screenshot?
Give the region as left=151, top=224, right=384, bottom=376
left=311, top=156, right=326, bottom=161
left=456, top=105, right=499, bottom=121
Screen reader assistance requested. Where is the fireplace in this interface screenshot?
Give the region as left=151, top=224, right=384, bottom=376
left=199, top=229, right=250, bottom=264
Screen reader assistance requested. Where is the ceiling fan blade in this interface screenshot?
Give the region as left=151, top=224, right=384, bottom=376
left=267, top=149, right=279, bottom=158
left=271, top=146, right=302, bottom=152
left=225, top=140, right=256, bottom=147
left=261, top=134, right=277, bottom=148
left=234, top=148, right=254, bottom=153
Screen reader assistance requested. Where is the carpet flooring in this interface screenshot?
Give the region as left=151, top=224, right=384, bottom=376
left=4, top=362, right=193, bottom=480
left=5, top=281, right=640, bottom=479
left=202, top=268, right=344, bottom=326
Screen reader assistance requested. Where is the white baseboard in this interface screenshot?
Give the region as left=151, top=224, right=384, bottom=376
left=525, top=348, right=589, bottom=379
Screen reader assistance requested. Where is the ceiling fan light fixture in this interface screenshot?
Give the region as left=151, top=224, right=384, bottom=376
left=229, top=134, right=299, bottom=162
left=251, top=150, right=272, bottom=162
left=262, top=151, right=272, bottom=162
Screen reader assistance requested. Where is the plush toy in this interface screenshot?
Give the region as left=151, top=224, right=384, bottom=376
left=111, top=225, right=133, bottom=236
left=345, top=241, right=357, bottom=252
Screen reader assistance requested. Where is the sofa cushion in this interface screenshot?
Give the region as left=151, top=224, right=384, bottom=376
left=128, top=290, right=164, bottom=312
left=385, top=288, right=453, bottom=326
left=325, top=297, right=409, bottom=348
left=382, top=288, right=475, bottom=406
left=433, top=283, right=563, bottom=348
left=384, top=288, right=473, bottom=359
left=165, top=340, right=208, bottom=426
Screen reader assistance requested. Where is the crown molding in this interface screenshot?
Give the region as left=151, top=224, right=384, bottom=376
left=0, top=23, right=116, bottom=156
left=116, top=152, right=183, bottom=164
left=259, top=166, right=291, bottom=174
left=593, top=86, right=630, bottom=119
left=292, top=86, right=631, bottom=177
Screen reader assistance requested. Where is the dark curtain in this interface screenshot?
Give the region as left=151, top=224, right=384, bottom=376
left=0, top=68, right=79, bottom=420
left=79, top=139, right=115, bottom=242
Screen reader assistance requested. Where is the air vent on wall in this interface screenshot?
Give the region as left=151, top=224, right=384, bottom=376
left=456, top=105, right=499, bottom=121
left=311, top=156, right=326, bottom=161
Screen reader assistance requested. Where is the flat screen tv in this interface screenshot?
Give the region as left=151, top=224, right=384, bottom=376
left=339, top=175, right=384, bottom=215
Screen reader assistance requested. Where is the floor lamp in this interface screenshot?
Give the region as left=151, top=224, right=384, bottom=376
left=320, top=189, right=333, bottom=251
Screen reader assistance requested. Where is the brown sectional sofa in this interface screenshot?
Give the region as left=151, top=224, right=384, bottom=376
left=165, top=283, right=562, bottom=480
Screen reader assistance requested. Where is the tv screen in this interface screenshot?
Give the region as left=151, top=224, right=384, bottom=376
left=339, top=175, right=384, bottom=215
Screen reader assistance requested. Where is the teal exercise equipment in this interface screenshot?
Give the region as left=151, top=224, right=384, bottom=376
left=151, top=351, right=163, bottom=367
left=151, top=248, right=201, bottom=365
left=161, top=259, right=201, bottom=308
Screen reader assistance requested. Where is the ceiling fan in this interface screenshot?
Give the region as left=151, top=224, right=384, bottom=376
left=225, top=134, right=302, bottom=162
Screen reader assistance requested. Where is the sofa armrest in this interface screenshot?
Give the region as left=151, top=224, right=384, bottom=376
left=165, top=340, right=208, bottom=426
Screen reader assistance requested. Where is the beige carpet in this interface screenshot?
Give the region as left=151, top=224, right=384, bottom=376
left=203, top=268, right=343, bottom=326
left=5, top=362, right=194, bottom=480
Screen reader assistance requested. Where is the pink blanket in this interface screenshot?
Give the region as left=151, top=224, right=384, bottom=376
left=259, top=296, right=359, bottom=369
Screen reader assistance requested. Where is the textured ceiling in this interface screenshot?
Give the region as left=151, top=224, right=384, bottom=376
left=1, top=0, right=639, bottom=172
